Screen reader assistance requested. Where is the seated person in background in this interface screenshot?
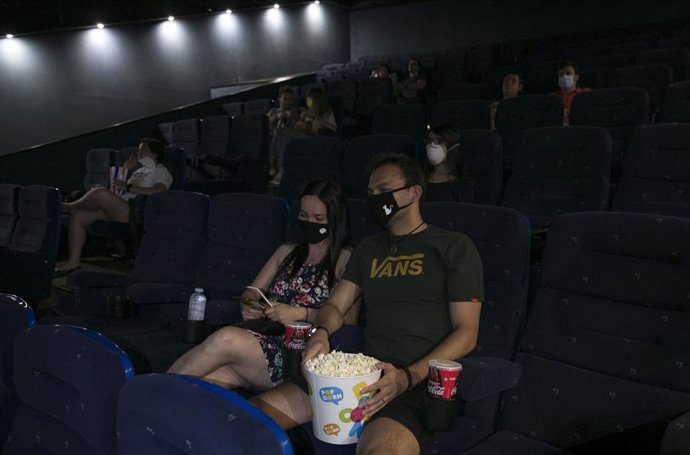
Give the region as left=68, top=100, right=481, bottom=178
left=491, top=72, right=524, bottom=130
left=371, top=63, right=398, bottom=83
left=394, top=57, right=428, bottom=104
left=56, top=138, right=172, bottom=274
left=423, top=124, right=474, bottom=203
left=168, top=178, right=358, bottom=390
left=552, top=60, right=591, bottom=125
left=269, top=88, right=337, bottom=186
left=267, top=86, right=299, bottom=135
left=250, top=154, right=484, bottom=455
left=294, top=87, right=337, bottom=135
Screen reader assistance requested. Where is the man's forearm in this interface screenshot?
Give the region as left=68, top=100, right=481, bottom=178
left=312, top=301, right=346, bottom=335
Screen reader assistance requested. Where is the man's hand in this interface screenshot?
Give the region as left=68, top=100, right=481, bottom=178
left=301, top=330, right=329, bottom=364
left=264, top=303, right=300, bottom=324
left=359, top=363, right=408, bottom=417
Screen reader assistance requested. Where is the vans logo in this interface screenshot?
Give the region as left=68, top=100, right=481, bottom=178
left=370, top=253, right=424, bottom=278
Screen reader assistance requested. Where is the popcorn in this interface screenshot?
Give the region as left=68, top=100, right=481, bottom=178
left=305, top=351, right=380, bottom=377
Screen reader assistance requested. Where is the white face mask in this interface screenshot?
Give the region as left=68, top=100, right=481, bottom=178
left=559, top=75, right=575, bottom=90
left=139, top=157, right=156, bottom=168
left=426, top=143, right=447, bottom=166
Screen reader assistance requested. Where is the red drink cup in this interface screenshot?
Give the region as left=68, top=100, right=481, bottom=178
left=285, top=321, right=312, bottom=351
left=424, top=359, right=462, bottom=432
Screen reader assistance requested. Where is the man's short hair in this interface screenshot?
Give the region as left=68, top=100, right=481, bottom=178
left=504, top=72, right=523, bottom=84
left=370, top=153, right=425, bottom=191
left=278, top=86, right=294, bottom=97
left=558, top=60, right=580, bottom=75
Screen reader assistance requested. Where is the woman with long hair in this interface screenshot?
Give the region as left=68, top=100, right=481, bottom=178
left=423, top=124, right=474, bottom=203
left=168, top=178, right=357, bottom=390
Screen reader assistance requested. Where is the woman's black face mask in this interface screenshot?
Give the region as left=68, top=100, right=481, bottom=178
left=367, top=185, right=414, bottom=226
left=299, top=220, right=329, bottom=244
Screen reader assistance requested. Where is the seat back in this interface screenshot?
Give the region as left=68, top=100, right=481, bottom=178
left=83, top=148, right=116, bottom=190
left=195, top=193, right=287, bottom=300
left=198, top=115, right=231, bottom=160
left=222, top=102, right=244, bottom=117
left=244, top=98, right=273, bottom=115
left=0, top=184, right=20, bottom=247
left=163, top=146, right=186, bottom=191
left=436, top=82, right=486, bottom=102
left=637, top=48, right=690, bottom=82
left=658, top=81, right=690, bottom=123
left=372, top=104, right=428, bottom=145
left=172, top=118, right=201, bottom=159
left=343, top=134, right=417, bottom=199
left=460, top=129, right=503, bottom=205
left=117, top=374, right=293, bottom=455
left=430, top=100, right=491, bottom=130
left=4, top=325, right=133, bottom=455
left=501, top=126, right=611, bottom=230
left=157, top=122, right=174, bottom=145
left=129, top=191, right=209, bottom=286
left=356, top=78, right=393, bottom=118
left=606, top=64, right=673, bottom=113
left=327, top=79, right=357, bottom=113
left=0, top=294, right=35, bottom=448
left=115, top=146, right=138, bottom=166
left=570, top=87, right=649, bottom=167
left=496, top=212, right=690, bottom=448
left=494, top=95, right=563, bottom=174
left=228, top=113, right=268, bottom=160
left=277, top=137, right=344, bottom=201
left=612, top=123, right=690, bottom=218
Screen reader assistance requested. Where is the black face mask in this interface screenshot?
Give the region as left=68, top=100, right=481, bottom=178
left=367, top=185, right=414, bottom=226
left=299, top=220, right=329, bottom=244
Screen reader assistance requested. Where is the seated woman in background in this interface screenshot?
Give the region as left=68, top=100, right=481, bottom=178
left=269, top=88, right=337, bottom=186
left=168, top=178, right=357, bottom=390
left=423, top=124, right=474, bottom=203
left=268, top=86, right=300, bottom=177
left=394, top=57, right=428, bottom=104
left=56, top=138, right=172, bottom=274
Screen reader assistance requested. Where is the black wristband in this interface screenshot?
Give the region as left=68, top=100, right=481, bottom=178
left=400, top=366, right=413, bottom=392
left=314, top=325, right=330, bottom=338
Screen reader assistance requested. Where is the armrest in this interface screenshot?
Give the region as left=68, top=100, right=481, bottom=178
left=458, top=357, right=523, bottom=402
left=661, top=411, right=690, bottom=455
left=67, top=269, right=131, bottom=288
left=67, top=270, right=131, bottom=316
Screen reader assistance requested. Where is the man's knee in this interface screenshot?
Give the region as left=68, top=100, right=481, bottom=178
left=356, top=418, right=420, bottom=455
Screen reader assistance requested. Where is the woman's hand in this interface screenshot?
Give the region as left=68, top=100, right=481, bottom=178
left=240, top=302, right=265, bottom=321
left=264, top=303, right=301, bottom=324
left=123, top=154, right=138, bottom=170
left=358, top=363, right=408, bottom=417
left=111, top=179, right=127, bottom=190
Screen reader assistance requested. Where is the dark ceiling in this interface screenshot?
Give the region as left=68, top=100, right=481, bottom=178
left=0, top=0, right=425, bottom=36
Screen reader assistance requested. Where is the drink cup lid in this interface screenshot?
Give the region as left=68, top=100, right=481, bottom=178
left=286, top=321, right=313, bottom=329
left=428, top=359, right=462, bottom=371
left=194, top=288, right=204, bottom=292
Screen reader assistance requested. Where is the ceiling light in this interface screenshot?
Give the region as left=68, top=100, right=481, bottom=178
left=273, top=3, right=280, bottom=9
left=5, top=34, right=14, bottom=39
left=314, top=0, right=320, bottom=4
left=168, top=16, right=175, bottom=21
left=96, top=23, right=104, bottom=29
left=226, top=9, right=232, bottom=14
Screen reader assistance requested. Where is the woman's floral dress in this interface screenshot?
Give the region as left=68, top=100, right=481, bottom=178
left=250, top=262, right=330, bottom=385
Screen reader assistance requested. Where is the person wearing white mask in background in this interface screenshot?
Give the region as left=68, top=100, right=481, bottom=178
left=56, top=138, right=173, bottom=275
left=552, top=60, right=591, bottom=126
left=422, top=124, right=474, bottom=203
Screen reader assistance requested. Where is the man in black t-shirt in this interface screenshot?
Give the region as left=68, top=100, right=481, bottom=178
left=252, top=154, right=484, bottom=455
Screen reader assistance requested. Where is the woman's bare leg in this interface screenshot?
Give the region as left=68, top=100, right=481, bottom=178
left=57, top=209, right=108, bottom=270
left=63, top=187, right=129, bottom=222
left=168, top=327, right=274, bottom=390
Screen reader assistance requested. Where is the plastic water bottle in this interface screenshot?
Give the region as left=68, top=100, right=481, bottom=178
left=187, top=288, right=207, bottom=321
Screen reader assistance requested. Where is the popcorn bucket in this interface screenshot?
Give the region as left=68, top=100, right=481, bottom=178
left=303, top=366, right=382, bottom=445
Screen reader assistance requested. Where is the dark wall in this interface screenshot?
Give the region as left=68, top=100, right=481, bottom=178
left=0, top=4, right=349, bottom=156
left=350, top=0, right=690, bottom=60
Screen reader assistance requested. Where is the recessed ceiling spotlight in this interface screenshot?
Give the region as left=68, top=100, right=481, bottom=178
left=168, top=16, right=175, bottom=21
left=273, top=3, right=280, bottom=9
left=96, top=23, right=104, bottom=29
left=314, top=0, right=320, bottom=4
left=226, top=9, right=232, bottom=14
left=6, top=34, right=14, bottom=39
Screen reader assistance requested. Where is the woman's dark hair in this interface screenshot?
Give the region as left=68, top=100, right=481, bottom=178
left=279, top=178, right=349, bottom=290
left=140, top=138, right=166, bottom=163
left=423, top=124, right=471, bottom=182
left=307, top=88, right=332, bottom=117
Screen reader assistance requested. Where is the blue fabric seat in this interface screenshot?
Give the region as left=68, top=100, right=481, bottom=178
left=82, top=148, right=116, bottom=192
left=355, top=78, right=393, bottom=120
left=658, top=81, right=690, bottom=123
left=430, top=100, right=491, bottom=130
left=636, top=48, right=690, bottom=82
left=462, top=212, right=690, bottom=454
left=494, top=95, right=563, bottom=178
left=460, top=129, right=503, bottom=205
left=0, top=185, right=61, bottom=303
left=501, top=126, right=612, bottom=230
left=343, top=134, right=417, bottom=199
left=117, top=374, right=293, bottom=454
left=3, top=324, right=134, bottom=455
left=606, top=64, right=673, bottom=115
left=372, top=103, right=428, bottom=145
left=244, top=98, right=273, bottom=115
left=612, top=123, right=690, bottom=218
left=172, top=118, right=201, bottom=162
left=570, top=87, right=649, bottom=169
left=0, top=184, right=20, bottom=248
left=221, top=101, right=244, bottom=117
left=0, top=294, right=35, bottom=450
left=277, top=137, right=344, bottom=201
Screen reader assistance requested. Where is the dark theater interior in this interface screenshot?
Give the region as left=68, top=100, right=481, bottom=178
left=1, top=0, right=689, bottom=454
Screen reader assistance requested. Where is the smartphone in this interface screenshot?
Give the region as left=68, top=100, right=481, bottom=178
left=246, top=286, right=274, bottom=308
